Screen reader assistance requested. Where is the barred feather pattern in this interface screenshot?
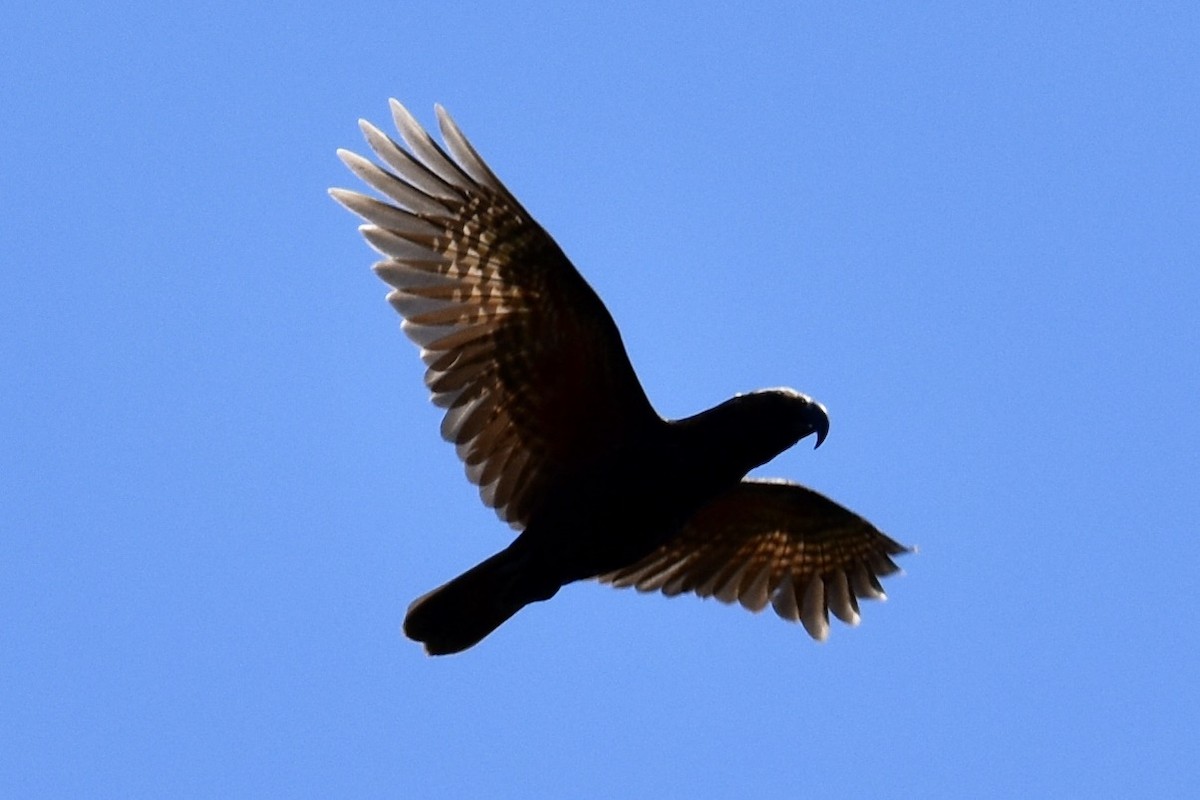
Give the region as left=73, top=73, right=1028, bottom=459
left=331, top=101, right=656, bottom=528
left=599, top=479, right=911, bottom=640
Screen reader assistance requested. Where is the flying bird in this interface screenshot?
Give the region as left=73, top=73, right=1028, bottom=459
left=331, top=101, right=910, bottom=655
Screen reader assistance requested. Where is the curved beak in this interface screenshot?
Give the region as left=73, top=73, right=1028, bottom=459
left=809, top=401, right=830, bottom=449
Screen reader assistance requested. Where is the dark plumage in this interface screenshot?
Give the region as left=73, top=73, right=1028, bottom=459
left=331, top=101, right=910, bottom=655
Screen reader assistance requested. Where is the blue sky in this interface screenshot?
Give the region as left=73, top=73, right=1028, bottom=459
left=4, top=2, right=1198, bottom=797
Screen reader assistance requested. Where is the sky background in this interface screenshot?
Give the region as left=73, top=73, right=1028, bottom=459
left=4, top=2, right=1199, bottom=797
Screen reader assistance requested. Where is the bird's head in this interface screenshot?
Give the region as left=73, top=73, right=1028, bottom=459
left=676, top=388, right=830, bottom=482
left=735, top=387, right=829, bottom=450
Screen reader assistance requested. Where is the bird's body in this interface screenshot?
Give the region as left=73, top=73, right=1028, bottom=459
left=407, top=390, right=831, bottom=654
left=516, top=390, right=831, bottom=579
left=332, top=102, right=910, bottom=655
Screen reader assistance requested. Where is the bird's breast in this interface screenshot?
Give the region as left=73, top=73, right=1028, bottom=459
left=513, top=439, right=745, bottom=583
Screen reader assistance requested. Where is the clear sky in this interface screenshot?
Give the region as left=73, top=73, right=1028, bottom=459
left=4, top=2, right=1198, bottom=797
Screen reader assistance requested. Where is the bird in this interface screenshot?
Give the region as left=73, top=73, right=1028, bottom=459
left=330, top=101, right=910, bottom=656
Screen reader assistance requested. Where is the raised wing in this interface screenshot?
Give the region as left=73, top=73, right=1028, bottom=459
left=331, top=101, right=659, bottom=528
left=599, top=479, right=911, bottom=640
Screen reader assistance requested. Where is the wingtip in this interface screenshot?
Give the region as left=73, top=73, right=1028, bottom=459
left=433, top=103, right=457, bottom=132
left=389, top=98, right=418, bottom=128
left=803, top=618, right=831, bottom=642
left=336, top=148, right=368, bottom=171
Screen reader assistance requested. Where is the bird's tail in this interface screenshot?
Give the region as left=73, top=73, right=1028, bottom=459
left=403, top=546, right=556, bottom=656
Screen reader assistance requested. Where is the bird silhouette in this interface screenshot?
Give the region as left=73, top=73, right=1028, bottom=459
left=331, top=101, right=910, bottom=655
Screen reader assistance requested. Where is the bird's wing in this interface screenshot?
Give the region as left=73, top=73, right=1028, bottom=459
left=598, top=479, right=911, bottom=640
left=332, top=101, right=659, bottom=529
